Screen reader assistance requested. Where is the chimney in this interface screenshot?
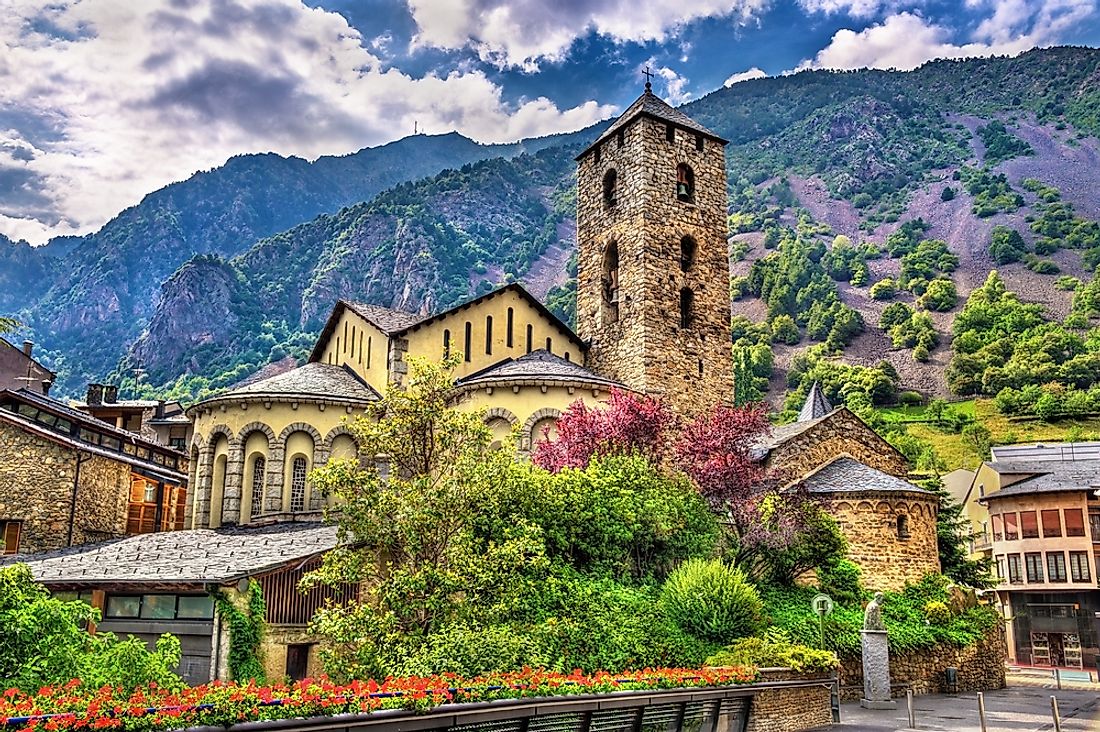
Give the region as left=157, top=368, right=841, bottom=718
left=86, top=383, right=103, bottom=406
left=21, top=340, right=33, bottom=358
left=155, top=400, right=165, bottom=419
left=104, top=385, right=119, bottom=404
left=42, top=379, right=53, bottom=396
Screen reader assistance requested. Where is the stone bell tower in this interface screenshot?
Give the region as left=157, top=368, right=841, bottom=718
left=575, top=81, right=733, bottom=416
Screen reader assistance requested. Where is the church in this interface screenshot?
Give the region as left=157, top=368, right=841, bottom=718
left=18, top=84, right=939, bottom=683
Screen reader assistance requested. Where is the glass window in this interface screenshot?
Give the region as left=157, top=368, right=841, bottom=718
left=105, top=595, right=141, bottom=618
left=1025, top=553, right=1045, bottom=583
left=1065, top=509, right=1086, bottom=537
left=1047, top=552, right=1068, bottom=582
left=1008, top=554, right=1022, bottom=584
left=250, top=456, right=266, bottom=519
left=140, top=595, right=176, bottom=619
left=1042, top=509, right=1062, bottom=537
left=1070, top=552, right=1091, bottom=582
left=2, top=521, right=21, bottom=554
left=992, top=514, right=1003, bottom=541
left=995, top=555, right=1005, bottom=581
left=101, top=435, right=121, bottom=451
left=177, top=596, right=214, bottom=620
left=1089, top=512, right=1100, bottom=542
left=1020, top=511, right=1039, bottom=538
left=290, top=457, right=308, bottom=512
left=1005, top=512, right=1019, bottom=540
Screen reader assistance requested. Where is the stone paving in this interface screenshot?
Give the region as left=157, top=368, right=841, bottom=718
left=812, top=685, right=1100, bottom=731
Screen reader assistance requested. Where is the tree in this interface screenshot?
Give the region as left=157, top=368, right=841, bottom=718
left=306, top=355, right=534, bottom=678
left=989, top=225, right=1027, bottom=265
left=0, top=564, right=182, bottom=692
left=770, top=315, right=800, bottom=345
left=0, top=317, right=17, bottom=334
left=532, top=389, right=678, bottom=471
left=940, top=186, right=956, bottom=202
left=869, top=278, right=897, bottom=300
left=918, top=278, right=958, bottom=311
left=920, top=478, right=994, bottom=588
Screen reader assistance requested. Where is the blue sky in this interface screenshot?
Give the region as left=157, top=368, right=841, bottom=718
left=1, top=0, right=1098, bottom=245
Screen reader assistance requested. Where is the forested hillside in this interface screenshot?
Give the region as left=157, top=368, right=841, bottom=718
left=6, top=46, right=1100, bottom=408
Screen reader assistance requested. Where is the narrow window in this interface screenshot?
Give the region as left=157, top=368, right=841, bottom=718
left=698, top=359, right=704, bottom=377
left=603, top=169, right=617, bottom=208
left=594, top=144, right=601, bottom=164
left=343, top=321, right=348, bottom=351
left=350, top=325, right=356, bottom=358
left=366, top=336, right=372, bottom=368
left=1065, top=508, right=1086, bottom=537
left=680, top=236, right=696, bottom=272
left=695, top=134, right=704, bottom=151
left=335, top=337, right=341, bottom=359
left=290, top=457, right=307, bottom=512
left=896, top=514, right=910, bottom=540
left=676, top=163, right=695, bottom=202
left=358, top=331, right=364, bottom=364
left=485, top=315, right=493, bottom=355
left=666, top=124, right=674, bottom=142
left=617, top=129, right=625, bottom=147
left=679, top=288, right=694, bottom=329
left=526, top=324, right=533, bottom=354
left=992, top=514, right=1003, bottom=541
left=464, top=322, right=472, bottom=362
left=1, top=521, right=20, bottom=554
left=1047, top=552, right=1067, bottom=582
left=1071, top=551, right=1091, bottom=582
left=506, top=308, right=514, bottom=347
left=564, top=351, right=570, bottom=362
left=1008, top=554, right=1022, bottom=584
left=443, top=329, right=451, bottom=358
left=250, top=456, right=266, bottom=519
left=1025, top=552, right=1044, bottom=583
left=1004, top=512, right=1019, bottom=540
left=602, top=241, right=620, bottom=324
left=1020, top=511, right=1039, bottom=539
left=545, top=337, right=552, bottom=352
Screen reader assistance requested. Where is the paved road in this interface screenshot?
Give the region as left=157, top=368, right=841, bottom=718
left=813, top=686, right=1100, bottom=731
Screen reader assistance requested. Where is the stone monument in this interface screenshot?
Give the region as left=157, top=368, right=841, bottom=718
left=860, top=592, right=896, bottom=709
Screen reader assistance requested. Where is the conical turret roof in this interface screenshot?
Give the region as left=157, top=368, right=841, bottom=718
left=798, top=381, right=834, bottom=422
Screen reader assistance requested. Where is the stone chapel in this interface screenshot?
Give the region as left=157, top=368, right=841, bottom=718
left=17, top=84, right=942, bottom=683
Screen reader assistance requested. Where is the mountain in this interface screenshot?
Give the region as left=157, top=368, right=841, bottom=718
left=6, top=127, right=597, bottom=393
left=9, top=46, right=1100, bottom=404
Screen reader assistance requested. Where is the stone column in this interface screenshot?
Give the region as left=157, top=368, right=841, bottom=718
left=221, top=438, right=244, bottom=525
left=266, top=444, right=286, bottom=514
left=193, top=444, right=214, bottom=529
left=860, top=630, right=896, bottom=709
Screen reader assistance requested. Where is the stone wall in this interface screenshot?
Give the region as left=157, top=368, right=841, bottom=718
left=765, top=409, right=909, bottom=483
left=261, top=625, right=325, bottom=681
left=576, top=105, right=733, bottom=417
left=0, top=421, right=130, bottom=553
left=826, top=491, right=940, bottom=591
left=744, top=669, right=834, bottom=732
left=838, top=625, right=1007, bottom=700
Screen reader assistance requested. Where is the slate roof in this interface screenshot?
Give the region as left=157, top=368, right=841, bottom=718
left=343, top=302, right=424, bottom=335
left=799, top=456, right=931, bottom=495
left=798, top=382, right=834, bottom=422
left=751, top=413, right=830, bottom=457
left=579, top=87, right=727, bottom=158
left=456, top=350, right=623, bottom=389
left=215, top=363, right=380, bottom=403
left=981, top=459, right=1100, bottom=500
left=11, top=523, right=340, bottom=587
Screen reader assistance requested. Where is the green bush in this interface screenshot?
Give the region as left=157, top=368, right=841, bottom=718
left=869, top=278, right=897, bottom=300
left=817, top=558, right=863, bottom=607
left=705, top=628, right=838, bottom=673
left=918, top=278, right=958, bottom=311
left=1055, top=275, right=1081, bottom=291
left=898, top=391, right=924, bottom=406
left=940, top=186, right=956, bottom=202
left=988, top=226, right=1027, bottom=264
left=661, top=560, right=763, bottom=643
left=1026, top=257, right=1059, bottom=274
left=923, top=601, right=951, bottom=625
left=770, top=314, right=801, bottom=345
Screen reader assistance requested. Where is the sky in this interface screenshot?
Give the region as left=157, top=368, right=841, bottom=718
left=2, top=0, right=1099, bottom=246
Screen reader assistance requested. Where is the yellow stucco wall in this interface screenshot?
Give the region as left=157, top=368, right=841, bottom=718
left=398, top=288, right=586, bottom=383
left=315, top=309, right=390, bottom=389
left=454, top=381, right=610, bottom=451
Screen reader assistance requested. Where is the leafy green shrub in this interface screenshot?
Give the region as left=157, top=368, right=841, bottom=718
left=1026, top=257, right=1059, bottom=274
left=818, top=558, right=863, bottom=607
left=923, top=601, right=951, bottom=625
left=1056, top=275, right=1081, bottom=291
left=770, top=314, right=801, bottom=345
left=898, top=391, right=924, bottom=406
left=869, top=278, right=897, bottom=300
left=940, top=186, right=955, bottom=202
left=705, top=628, right=838, bottom=673
left=918, top=278, right=958, bottom=311
left=661, top=560, right=763, bottom=643
left=989, top=226, right=1027, bottom=264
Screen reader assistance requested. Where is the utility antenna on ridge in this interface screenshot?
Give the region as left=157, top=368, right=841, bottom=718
left=414, top=120, right=418, bottom=135
left=642, top=66, right=653, bottom=92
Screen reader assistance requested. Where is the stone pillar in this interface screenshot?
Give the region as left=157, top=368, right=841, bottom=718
left=193, top=444, right=214, bottom=529
left=267, top=444, right=286, bottom=514
left=860, top=630, right=896, bottom=709
left=221, top=438, right=244, bottom=525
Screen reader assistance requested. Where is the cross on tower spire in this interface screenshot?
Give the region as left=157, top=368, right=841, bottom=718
left=642, top=66, right=653, bottom=92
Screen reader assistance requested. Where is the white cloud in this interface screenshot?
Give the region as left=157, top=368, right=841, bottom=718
left=797, top=1, right=1094, bottom=72
left=645, top=62, right=693, bottom=104
left=405, top=0, right=771, bottom=70
left=724, top=67, right=767, bottom=85
left=0, top=0, right=615, bottom=244
left=796, top=0, right=915, bottom=19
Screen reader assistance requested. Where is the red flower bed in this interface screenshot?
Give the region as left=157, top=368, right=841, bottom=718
left=0, top=667, right=757, bottom=732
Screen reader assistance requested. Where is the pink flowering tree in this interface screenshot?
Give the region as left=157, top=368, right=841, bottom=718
left=532, top=389, right=678, bottom=471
